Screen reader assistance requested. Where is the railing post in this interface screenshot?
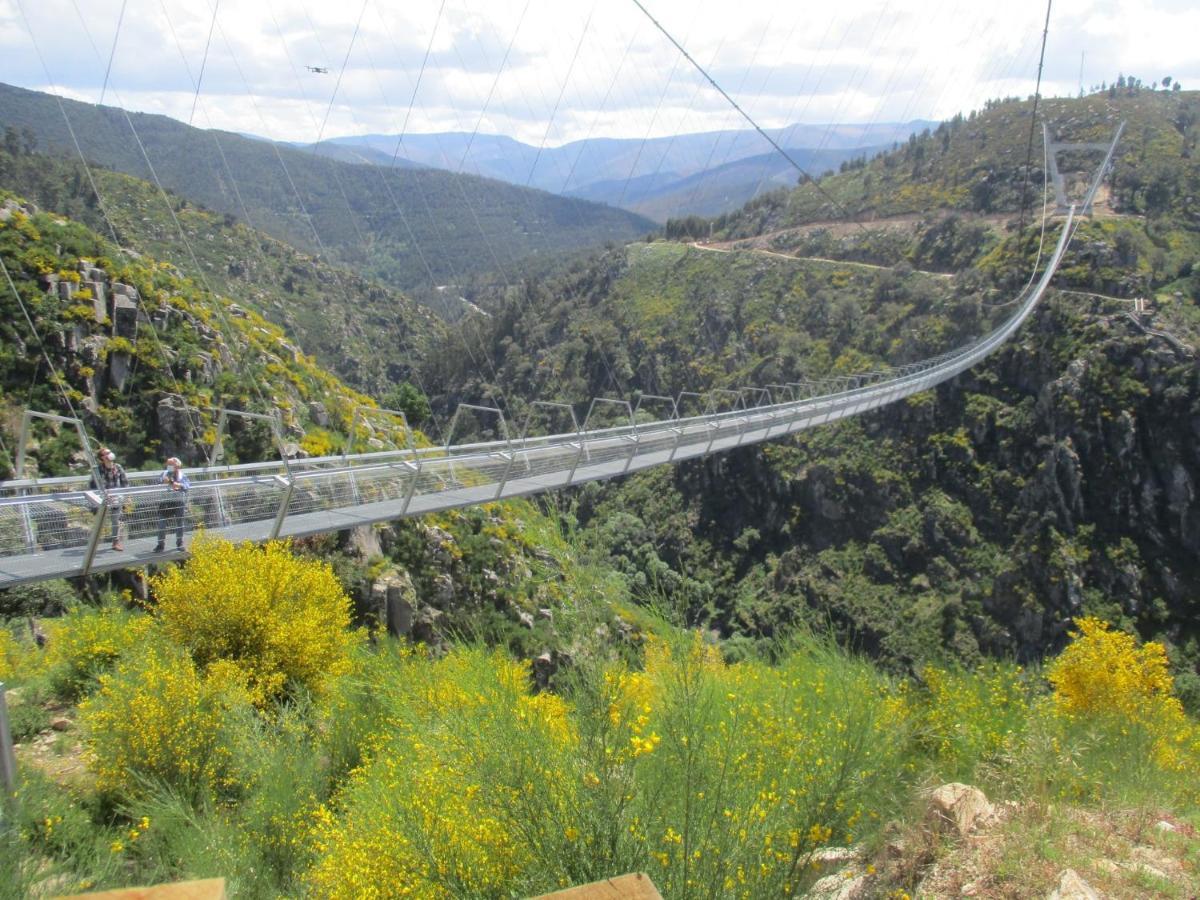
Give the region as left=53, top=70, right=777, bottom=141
left=566, top=439, right=588, bottom=485
left=399, top=457, right=423, bottom=516
left=667, top=424, right=684, bottom=462
left=80, top=492, right=109, bottom=577
left=495, top=451, right=518, bottom=500
left=212, top=485, right=231, bottom=528
left=622, top=414, right=641, bottom=475
left=269, top=475, right=295, bottom=540
left=0, top=682, right=16, bottom=797
left=19, top=502, right=36, bottom=554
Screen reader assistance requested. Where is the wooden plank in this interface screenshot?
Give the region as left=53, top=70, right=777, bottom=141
left=57, top=878, right=226, bottom=900
left=532, top=872, right=663, bottom=900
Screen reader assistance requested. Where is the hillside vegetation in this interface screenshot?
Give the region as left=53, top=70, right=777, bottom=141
left=2, top=539, right=1199, bottom=898
left=713, top=89, right=1200, bottom=234
left=0, top=139, right=441, bottom=394
left=0, top=192, right=382, bottom=474
left=439, top=88, right=1199, bottom=700
left=0, top=86, right=1198, bottom=898
left=0, top=82, right=654, bottom=291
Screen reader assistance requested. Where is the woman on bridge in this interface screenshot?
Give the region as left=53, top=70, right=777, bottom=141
left=154, top=457, right=191, bottom=552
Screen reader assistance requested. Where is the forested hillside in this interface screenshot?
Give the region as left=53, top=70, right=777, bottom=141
left=0, top=83, right=654, bottom=291
left=712, top=88, right=1200, bottom=236
left=435, top=89, right=1200, bottom=700
left=0, top=140, right=440, bottom=395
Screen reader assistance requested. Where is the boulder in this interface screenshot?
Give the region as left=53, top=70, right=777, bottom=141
left=308, top=401, right=331, bottom=428
left=811, top=847, right=860, bottom=868
left=112, top=295, right=139, bottom=339
left=157, top=394, right=199, bottom=463
left=108, top=350, right=131, bottom=393
left=368, top=568, right=415, bottom=638
left=111, top=282, right=139, bottom=301
left=926, top=783, right=994, bottom=838
left=411, top=605, right=443, bottom=644
left=1047, top=868, right=1100, bottom=900
left=343, top=525, right=383, bottom=561
left=83, top=280, right=107, bottom=322
left=807, top=871, right=871, bottom=900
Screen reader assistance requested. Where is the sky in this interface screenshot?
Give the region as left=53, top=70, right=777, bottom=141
left=1, top=0, right=1197, bottom=147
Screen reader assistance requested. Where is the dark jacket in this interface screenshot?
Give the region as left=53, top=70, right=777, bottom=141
left=90, top=462, right=128, bottom=492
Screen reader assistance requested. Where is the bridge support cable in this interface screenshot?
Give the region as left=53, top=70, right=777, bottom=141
left=630, top=0, right=868, bottom=235
left=42, top=1, right=276, bottom=432
left=1019, top=0, right=1054, bottom=232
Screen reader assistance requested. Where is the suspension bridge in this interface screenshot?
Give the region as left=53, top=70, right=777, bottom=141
left=0, top=162, right=1121, bottom=589
left=0, top=0, right=1130, bottom=589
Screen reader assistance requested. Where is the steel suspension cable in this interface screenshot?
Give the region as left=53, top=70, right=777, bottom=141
left=362, top=8, right=515, bottom=408
left=630, top=0, right=868, bottom=235
left=1, top=253, right=81, bottom=424
left=98, top=0, right=127, bottom=107
left=1019, top=0, right=1054, bottom=233
left=54, top=8, right=275, bottom=419
left=189, top=0, right=220, bottom=126
left=16, top=0, right=202, bottom=450
left=312, top=0, right=368, bottom=154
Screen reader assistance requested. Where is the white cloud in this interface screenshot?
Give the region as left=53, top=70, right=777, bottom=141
left=1, top=0, right=1196, bottom=145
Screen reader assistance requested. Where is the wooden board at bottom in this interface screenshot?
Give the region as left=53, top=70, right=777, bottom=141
left=57, top=878, right=226, bottom=900
left=531, top=872, right=663, bottom=900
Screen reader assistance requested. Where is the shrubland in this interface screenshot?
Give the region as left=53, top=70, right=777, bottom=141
left=2, top=540, right=1199, bottom=897
left=435, top=90, right=1200, bottom=704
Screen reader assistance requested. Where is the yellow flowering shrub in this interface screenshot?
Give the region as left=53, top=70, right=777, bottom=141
left=152, top=538, right=358, bottom=706
left=307, top=645, right=578, bottom=899
left=80, top=639, right=250, bottom=800
left=1042, top=617, right=1200, bottom=796
left=1048, top=617, right=1176, bottom=718
left=308, top=635, right=909, bottom=899
left=42, top=603, right=154, bottom=699
left=0, top=627, right=16, bottom=681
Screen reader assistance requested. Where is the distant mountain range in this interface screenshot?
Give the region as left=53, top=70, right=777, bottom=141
left=0, top=82, right=653, bottom=290
left=308, top=121, right=932, bottom=222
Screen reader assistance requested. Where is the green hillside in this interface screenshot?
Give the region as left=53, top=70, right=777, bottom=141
left=0, top=86, right=1198, bottom=900
left=0, top=82, right=655, bottom=291
left=0, top=192, right=385, bottom=474
left=713, top=88, right=1200, bottom=234
left=0, top=141, right=441, bottom=395
left=435, top=89, right=1200, bottom=699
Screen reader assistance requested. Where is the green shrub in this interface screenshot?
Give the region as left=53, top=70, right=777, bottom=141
left=80, top=638, right=251, bottom=803
left=42, top=602, right=153, bottom=700
left=0, top=578, right=76, bottom=619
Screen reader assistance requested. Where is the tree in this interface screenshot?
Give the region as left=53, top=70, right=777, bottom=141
left=381, top=381, right=432, bottom=428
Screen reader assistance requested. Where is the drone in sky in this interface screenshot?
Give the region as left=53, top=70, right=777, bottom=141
left=306, top=66, right=329, bottom=74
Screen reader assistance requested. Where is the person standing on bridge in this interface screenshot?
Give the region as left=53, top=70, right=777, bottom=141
left=89, top=448, right=128, bottom=552
left=154, top=456, right=191, bottom=552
